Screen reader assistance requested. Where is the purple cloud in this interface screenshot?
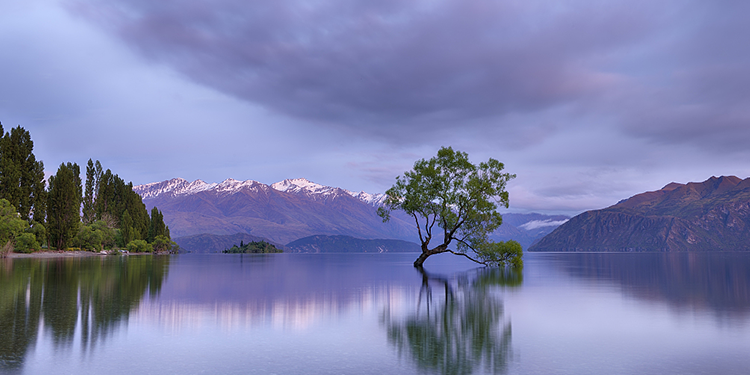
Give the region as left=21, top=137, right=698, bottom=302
left=66, top=0, right=653, bottom=128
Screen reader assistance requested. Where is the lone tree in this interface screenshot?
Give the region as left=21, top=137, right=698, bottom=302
left=378, top=147, right=522, bottom=268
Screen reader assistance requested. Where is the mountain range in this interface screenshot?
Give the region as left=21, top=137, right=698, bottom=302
left=530, top=176, right=750, bottom=252
left=134, top=178, right=567, bottom=253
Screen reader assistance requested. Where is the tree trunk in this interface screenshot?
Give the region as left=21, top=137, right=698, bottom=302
left=414, top=251, right=431, bottom=267
left=413, top=245, right=448, bottom=267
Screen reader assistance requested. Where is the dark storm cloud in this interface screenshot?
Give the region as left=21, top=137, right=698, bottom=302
left=65, top=0, right=750, bottom=154
left=66, top=0, right=655, bottom=128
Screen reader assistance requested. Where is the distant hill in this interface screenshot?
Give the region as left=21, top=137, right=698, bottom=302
left=136, top=178, right=568, bottom=252
left=135, top=178, right=414, bottom=244
left=174, top=233, right=284, bottom=253
left=530, top=176, right=750, bottom=252
left=286, top=235, right=420, bottom=253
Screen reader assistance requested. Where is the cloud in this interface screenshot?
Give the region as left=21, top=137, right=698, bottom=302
left=520, top=219, right=569, bottom=231
left=4, top=0, right=750, bottom=217
left=65, top=0, right=651, bottom=130
left=63, top=0, right=750, bottom=155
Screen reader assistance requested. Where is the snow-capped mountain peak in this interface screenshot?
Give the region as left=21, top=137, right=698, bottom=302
left=136, top=177, right=386, bottom=206
left=133, top=178, right=217, bottom=199
left=215, top=178, right=265, bottom=194
left=348, top=191, right=387, bottom=206
left=271, top=178, right=352, bottom=200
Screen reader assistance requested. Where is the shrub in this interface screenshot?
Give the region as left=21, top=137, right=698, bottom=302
left=127, top=239, right=152, bottom=253
left=14, top=233, right=40, bottom=253
left=152, top=235, right=173, bottom=253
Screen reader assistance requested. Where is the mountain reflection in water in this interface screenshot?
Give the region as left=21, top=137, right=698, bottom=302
left=548, top=252, right=750, bottom=322
left=4, top=252, right=750, bottom=374
left=0, top=256, right=170, bottom=372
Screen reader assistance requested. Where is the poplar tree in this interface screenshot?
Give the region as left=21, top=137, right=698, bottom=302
left=95, top=167, right=149, bottom=239
left=82, top=159, right=96, bottom=224
left=121, top=209, right=134, bottom=245
left=0, top=125, right=46, bottom=222
left=47, top=162, right=82, bottom=250
left=148, top=207, right=167, bottom=243
left=31, top=160, right=46, bottom=224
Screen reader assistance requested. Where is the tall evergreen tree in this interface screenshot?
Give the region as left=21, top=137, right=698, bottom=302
left=94, top=166, right=150, bottom=240
left=148, top=207, right=167, bottom=243
left=0, top=125, right=46, bottom=222
left=47, top=163, right=82, bottom=250
left=31, top=160, right=46, bottom=224
left=82, top=159, right=97, bottom=224
left=94, top=160, right=103, bottom=199
left=121, top=209, right=134, bottom=245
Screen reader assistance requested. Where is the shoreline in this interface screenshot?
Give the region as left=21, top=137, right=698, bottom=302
left=3, top=250, right=160, bottom=259
left=4, top=250, right=101, bottom=259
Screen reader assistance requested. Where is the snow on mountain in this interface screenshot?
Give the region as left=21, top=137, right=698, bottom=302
left=135, top=177, right=386, bottom=206
left=270, top=178, right=386, bottom=205
left=133, top=178, right=217, bottom=199
left=214, top=178, right=268, bottom=195
left=270, top=178, right=342, bottom=197
left=348, top=191, right=387, bottom=206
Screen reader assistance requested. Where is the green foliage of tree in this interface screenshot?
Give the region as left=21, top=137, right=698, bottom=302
left=0, top=125, right=46, bottom=223
left=152, top=234, right=177, bottom=253
left=120, top=209, right=134, bottom=246
left=26, top=221, right=46, bottom=248
left=126, top=239, right=152, bottom=253
left=0, top=198, right=28, bottom=256
left=74, top=220, right=116, bottom=251
left=223, top=241, right=282, bottom=254
left=476, top=240, right=523, bottom=269
left=378, top=147, right=521, bottom=268
left=95, top=167, right=149, bottom=240
left=148, top=207, right=167, bottom=243
left=0, top=126, right=161, bottom=254
left=82, top=159, right=96, bottom=225
left=14, top=233, right=39, bottom=253
left=47, top=162, right=82, bottom=250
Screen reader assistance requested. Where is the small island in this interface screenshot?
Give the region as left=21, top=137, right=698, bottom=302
left=223, top=240, right=282, bottom=254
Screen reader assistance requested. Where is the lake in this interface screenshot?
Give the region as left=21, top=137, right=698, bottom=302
left=2, top=252, right=750, bottom=374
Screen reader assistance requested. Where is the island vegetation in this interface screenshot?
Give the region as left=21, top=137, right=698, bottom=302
left=223, top=240, right=282, bottom=254
left=0, top=122, right=175, bottom=257
left=378, top=146, right=522, bottom=268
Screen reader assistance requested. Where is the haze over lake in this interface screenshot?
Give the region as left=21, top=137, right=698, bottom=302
left=3, top=252, right=750, bottom=375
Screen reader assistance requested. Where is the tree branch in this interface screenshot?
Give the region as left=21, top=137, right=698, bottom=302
left=412, top=212, right=426, bottom=245
left=453, top=237, right=478, bottom=252
left=447, top=249, right=488, bottom=266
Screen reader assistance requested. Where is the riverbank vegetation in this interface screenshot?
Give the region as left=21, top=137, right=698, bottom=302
left=0, top=123, right=176, bottom=257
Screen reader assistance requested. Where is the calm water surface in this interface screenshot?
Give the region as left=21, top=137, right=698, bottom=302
left=2, top=252, right=750, bottom=374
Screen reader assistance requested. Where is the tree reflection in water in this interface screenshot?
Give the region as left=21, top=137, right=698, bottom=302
left=0, top=256, right=170, bottom=372
left=383, top=267, right=521, bottom=375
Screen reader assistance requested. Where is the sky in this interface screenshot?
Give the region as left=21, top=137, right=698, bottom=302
left=2, top=0, right=749, bottom=216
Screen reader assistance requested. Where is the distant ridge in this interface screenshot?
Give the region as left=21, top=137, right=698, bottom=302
left=174, top=233, right=284, bottom=253
left=530, top=176, right=750, bottom=252
left=136, top=177, right=568, bottom=251
left=286, top=235, right=420, bottom=253
left=135, top=177, right=412, bottom=244
left=134, top=177, right=386, bottom=205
